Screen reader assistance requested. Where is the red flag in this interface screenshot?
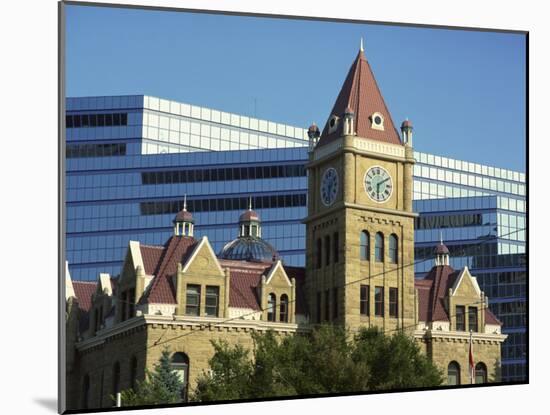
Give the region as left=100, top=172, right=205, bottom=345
left=469, top=331, right=475, bottom=384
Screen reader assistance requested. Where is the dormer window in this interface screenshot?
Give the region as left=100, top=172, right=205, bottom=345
left=371, top=112, right=385, bottom=131
left=328, top=115, right=339, bottom=134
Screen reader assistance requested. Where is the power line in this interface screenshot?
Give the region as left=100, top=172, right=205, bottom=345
left=146, top=227, right=525, bottom=349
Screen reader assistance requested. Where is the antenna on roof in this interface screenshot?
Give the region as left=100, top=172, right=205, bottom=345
left=360, top=37, right=364, bottom=52
left=183, top=194, right=187, bottom=211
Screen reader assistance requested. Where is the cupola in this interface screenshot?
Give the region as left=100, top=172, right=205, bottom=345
left=219, top=199, right=279, bottom=263
left=173, top=195, right=195, bottom=237
left=434, top=234, right=450, bottom=266
left=307, top=123, right=321, bottom=151
left=239, top=198, right=261, bottom=237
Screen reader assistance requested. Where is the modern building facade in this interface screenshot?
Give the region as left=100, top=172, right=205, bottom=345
left=65, top=46, right=508, bottom=410
left=65, top=88, right=526, bottom=384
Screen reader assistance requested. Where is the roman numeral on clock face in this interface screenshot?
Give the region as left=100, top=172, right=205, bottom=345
left=364, top=166, right=392, bottom=202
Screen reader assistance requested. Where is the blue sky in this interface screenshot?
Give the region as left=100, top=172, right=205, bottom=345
left=66, top=5, right=526, bottom=172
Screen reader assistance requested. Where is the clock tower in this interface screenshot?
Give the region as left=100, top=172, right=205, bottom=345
left=304, top=42, right=417, bottom=333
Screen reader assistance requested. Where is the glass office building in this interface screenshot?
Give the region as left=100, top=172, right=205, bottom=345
left=412, top=152, right=526, bottom=382
left=65, top=95, right=526, bottom=381
left=66, top=95, right=309, bottom=281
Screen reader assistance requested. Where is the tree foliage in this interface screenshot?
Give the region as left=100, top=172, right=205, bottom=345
left=117, top=348, right=184, bottom=407
left=192, top=325, right=443, bottom=402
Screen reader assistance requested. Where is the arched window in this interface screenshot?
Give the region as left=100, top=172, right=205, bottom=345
left=360, top=231, right=370, bottom=260
left=389, top=234, right=398, bottom=263
left=333, top=232, right=339, bottom=263
left=325, top=234, right=331, bottom=266
left=130, top=356, right=138, bottom=390
left=316, top=238, right=322, bottom=269
left=375, top=232, right=384, bottom=262
left=267, top=293, right=276, bottom=322
left=280, top=294, right=289, bottom=322
left=172, top=352, right=190, bottom=402
left=82, top=374, right=90, bottom=409
left=475, top=362, right=487, bottom=384
left=112, top=362, right=121, bottom=402
left=447, top=361, right=461, bottom=385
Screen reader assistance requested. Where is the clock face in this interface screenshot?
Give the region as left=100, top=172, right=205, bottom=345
left=364, top=166, right=393, bottom=202
left=320, top=167, right=339, bottom=206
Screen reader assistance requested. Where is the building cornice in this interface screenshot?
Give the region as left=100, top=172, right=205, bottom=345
left=302, top=201, right=418, bottom=224
left=414, top=329, right=507, bottom=343
left=76, top=314, right=304, bottom=352
left=76, top=316, right=146, bottom=351
left=309, top=136, right=411, bottom=168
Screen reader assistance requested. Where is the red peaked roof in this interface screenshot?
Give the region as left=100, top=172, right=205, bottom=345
left=72, top=281, right=97, bottom=312
left=139, top=244, right=165, bottom=275
left=317, top=49, right=402, bottom=148
left=72, top=281, right=97, bottom=334
left=415, top=265, right=501, bottom=325
left=137, top=239, right=307, bottom=315
left=139, top=236, right=198, bottom=304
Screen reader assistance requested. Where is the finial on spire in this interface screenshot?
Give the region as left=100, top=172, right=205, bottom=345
left=360, top=37, right=364, bottom=52
left=248, top=197, right=252, bottom=211
left=183, top=194, right=187, bottom=211
left=440, top=231, right=443, bottom=245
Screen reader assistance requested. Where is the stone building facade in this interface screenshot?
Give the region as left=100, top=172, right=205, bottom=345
left=65, top=44, right=506, bottom=411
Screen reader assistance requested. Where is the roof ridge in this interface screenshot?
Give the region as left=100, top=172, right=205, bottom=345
left=140, top=243, right=165, bottom=249
left=361, top=53, right=401, bottom=142
left=143, top=237, right=181, bottom=304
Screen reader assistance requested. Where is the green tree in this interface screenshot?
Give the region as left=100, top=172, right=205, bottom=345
left=117, top=348, right=184, bottom=407
left=191, top=325, right=443, bottom=402
left=353, top=327, right=443, bottom=390
left=193, top=340, right=253, bottom=401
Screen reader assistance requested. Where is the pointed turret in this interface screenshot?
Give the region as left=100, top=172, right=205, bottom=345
left=316, top=41, right=402, bottom=148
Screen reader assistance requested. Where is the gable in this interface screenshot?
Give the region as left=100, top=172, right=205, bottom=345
left=451, top=267, right=481, bottom=299
left=97, top=273, right=113, bottom=296
left=118, top=242, right=139, bottom=287
left=65, top=261, right=75, bottom=300
left=265, top=260, right=292, bottom=288
left=182, top=236, right=225, bottom=277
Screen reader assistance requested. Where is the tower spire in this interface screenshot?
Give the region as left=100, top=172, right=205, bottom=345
left=316, top=40, right=402, bottom=148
